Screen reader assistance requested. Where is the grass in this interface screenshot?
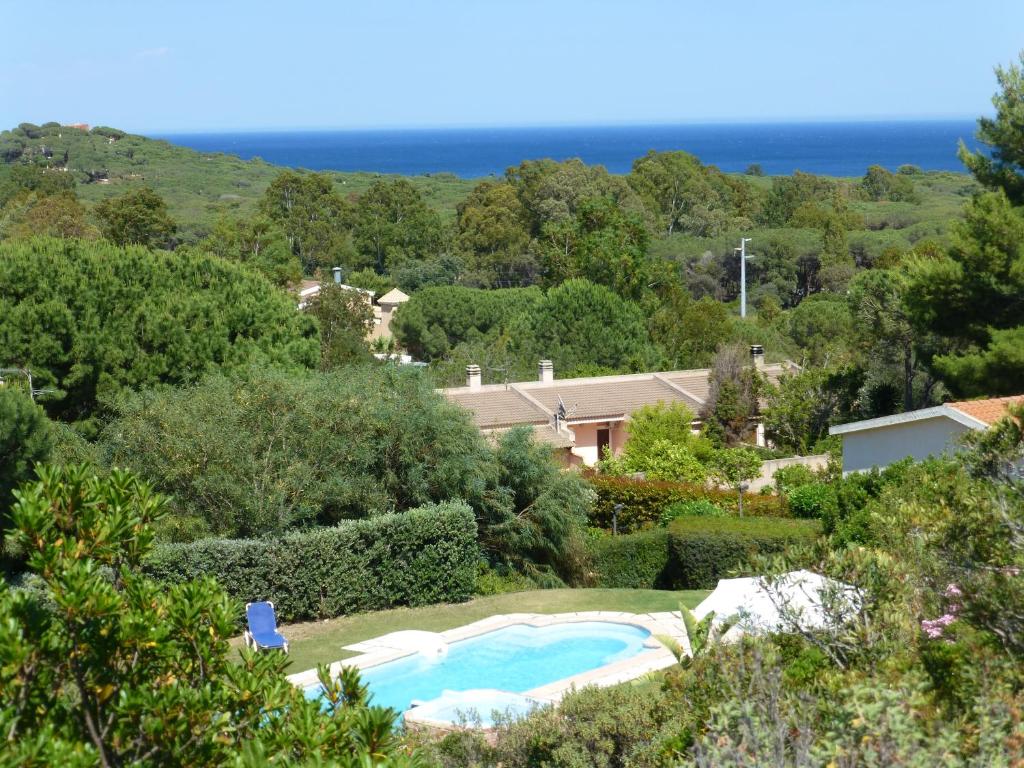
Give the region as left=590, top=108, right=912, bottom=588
left=253, top=588, right=708, bottom=674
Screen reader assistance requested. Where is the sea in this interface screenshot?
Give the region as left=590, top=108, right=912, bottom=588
left=155, top=121, right=979, bottom=179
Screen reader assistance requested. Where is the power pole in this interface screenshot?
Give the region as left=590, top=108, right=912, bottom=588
left=735, top=237, right=752, bottom=318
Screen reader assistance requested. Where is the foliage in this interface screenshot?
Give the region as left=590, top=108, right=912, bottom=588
left=259, top=169, right=353, bottom=274
left=507, top=279, right=656, bottom=377
left=0, top=389, right=54, bottom=557
left=193, top=214, right=302, bottom=286
left=455, top=179, right=533, bottom=287
left=0, top=237, right=318, bottom=430
left=145, top=501, right=479, bottom=622
left=905, top=190, right=1024, bottom=394
left=860, top=164, right=918, bottom=202
left=391, top=285, right=542, bottom=363
left=787, top=482, right=839, bottom=520
left=352, top=178, right=445, bottom=275
left=99, top=366, right=492, bottom=537
left=701, top=344, right=766, bottom=446
left=305, top=283, right=375, bottom=368
left=94, top=186, right=177, bottom=248
left=771, top=463, right=820, bottom=495
left=0, top=191, right=97, bottom=241
left=763, top=368, right=853, bottom=453
left=587, top=529, right=674, bottom=588
left=484, top=427, right=594, bottom=584
left=959, top=51, right=1024, bottom=203
left=660, top=499, right=728, bottom=525
left=587, top=475, right=790, bottom=532
left=0, top=464, right=417, bottom=767
left=667, top=515, right=821, bottom=589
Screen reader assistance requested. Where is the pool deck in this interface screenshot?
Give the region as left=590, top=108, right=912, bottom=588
left=286, top=610, right=690, bottom=715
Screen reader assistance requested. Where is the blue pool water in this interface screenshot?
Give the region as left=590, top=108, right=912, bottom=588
left=308, top=621, right=650, bottom=713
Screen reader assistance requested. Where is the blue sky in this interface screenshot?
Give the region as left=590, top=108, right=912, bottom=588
left=2, top=0, right=1021, bottom=133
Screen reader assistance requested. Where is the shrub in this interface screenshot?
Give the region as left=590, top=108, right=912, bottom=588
left=667, top=516, right=821, bottom=589
left=144, top=501, right=478, bottom=622
left=474, top=563, right=536, bottom=596
left=588, top=529, right=674, bottom=588
left=660, top=499, right=727, bottom=525
left=773, top=464, right=819, bottom=495
left=588, top=474, right=789, bottom=531
left=787, top=483, right=839, bottom=520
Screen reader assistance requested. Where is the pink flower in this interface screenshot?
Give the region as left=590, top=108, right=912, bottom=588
left=921, top=614, right=956, bottom=640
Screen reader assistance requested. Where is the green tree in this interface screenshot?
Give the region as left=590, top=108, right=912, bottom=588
left=305, top=283, right=375, bottom=368
left=94, top=186, right=177, bottom=248
left=784, top=294, right=855, bottom=367
left=763, top=368, right=856, bottom=454
left=0, top=388, right=54, bottom=554
left=905, top=191, right=1024, bottom=395
left=959, top=51, right=1024, bottom=203
left=628, top=150, right=732, bottom=236
left=0, top=464, right=415, bottom=766
left=860, top=164, right=918, bottom=202
left=98, top=366, right=495, bottom=537
left=0, top=237, right=318, bottom=429
left=535, top=196, right=652, bottom=299
left=259, top=170, right=353, bottom=274
left=701, top=344, right=764, bottom=446
left=391, top=285, right=543, bottom=363
left=1, top=191, right=96, bottom=240
left=455, top=180, right=534, bottom=286
left=197, top=214, right=302, bottom=287
left=486, top=427, right=593, bottom=584
left=507, top=280, right=656, bottom=376
left=352, top=179, right=445, bottom=274
left=649, top=292, right=734, bottom=369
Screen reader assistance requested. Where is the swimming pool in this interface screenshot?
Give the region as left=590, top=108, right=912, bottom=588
left=306, top=621, right=651, bottom=714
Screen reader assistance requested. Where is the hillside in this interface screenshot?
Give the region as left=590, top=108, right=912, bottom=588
left=0, top=122, right=477, bottom=240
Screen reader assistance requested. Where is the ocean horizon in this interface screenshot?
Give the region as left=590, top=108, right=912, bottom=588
left=154, top=120, right=979, bottom=178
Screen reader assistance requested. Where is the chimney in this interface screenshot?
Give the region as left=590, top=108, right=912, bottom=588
left=332, top=266, right=343, bottom=284
left=538, top=359, right=554, bottom=385
left=750, top=344, right=765, bottom=369
left=466, top=364, right=482, bottom=391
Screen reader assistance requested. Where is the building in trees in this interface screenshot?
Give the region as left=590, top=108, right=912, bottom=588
left=829, top=394, right=1024, bottom=474
left=443, top=348, right=796, bottom=466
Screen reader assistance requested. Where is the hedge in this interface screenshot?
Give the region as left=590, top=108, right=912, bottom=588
left=144, top=502, right=478, bottom=622
left=588, top=529, right=675, bottom=589
left=667, top=516, right=821, bottom=589
left=587, top=516, right=821, bottom=590
left=587, top=475, right=789, bottom=532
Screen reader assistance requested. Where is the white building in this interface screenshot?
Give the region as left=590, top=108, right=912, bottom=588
left=829, top=395, right=1024, bottom=474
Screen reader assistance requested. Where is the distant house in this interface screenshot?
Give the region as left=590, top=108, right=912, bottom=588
left=442, top=347, right=796, bottom=466
left=829, top=395, right=1024, bottom=474
left=296, top=269, right=409, bottom=341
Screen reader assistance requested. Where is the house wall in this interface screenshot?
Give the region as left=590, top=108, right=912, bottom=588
left=569, top=421, right=627, bottom=466
left=841, top=416, right=974, bottom=474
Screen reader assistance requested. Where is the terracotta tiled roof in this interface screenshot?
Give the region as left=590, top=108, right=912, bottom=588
left=445, top=389, right=549, bottom=429
left=948, top=395, right=1024, bottom=426
left=442, top=361, right=797, bottom=432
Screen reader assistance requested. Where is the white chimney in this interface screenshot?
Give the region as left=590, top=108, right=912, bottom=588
left=332, top=266, right=343, bottom=284
left=466, top=364, right=482, bottom=391
left=750, top=344, right=765, bottom=369
left=538, top=359, right=554, bottom=385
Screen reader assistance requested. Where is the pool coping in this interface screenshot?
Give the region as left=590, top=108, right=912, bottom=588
left=286, top=610, right=690, bottom=727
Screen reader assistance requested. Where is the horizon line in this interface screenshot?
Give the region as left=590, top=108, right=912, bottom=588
left=141, top=115, right=982, bottom=136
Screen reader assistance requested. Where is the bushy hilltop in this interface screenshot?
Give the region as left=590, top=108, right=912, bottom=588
left=0, top=121, right=475, bottom=239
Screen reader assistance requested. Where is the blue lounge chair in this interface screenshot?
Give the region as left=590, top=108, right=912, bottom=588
left=244, top=601, right=289, bottom=653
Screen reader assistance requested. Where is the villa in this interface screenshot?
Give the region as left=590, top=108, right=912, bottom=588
left=442, top=346, right=796, bottom=466
left=297, top=267, right=410, bottom=341
left=829, top=394, right=1024, bottom=474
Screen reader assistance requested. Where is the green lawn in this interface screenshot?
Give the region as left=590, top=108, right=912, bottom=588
left=255, top=588, right=708, bottom=674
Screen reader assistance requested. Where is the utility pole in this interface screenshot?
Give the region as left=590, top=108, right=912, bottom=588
left=735, top=237, right=752, bottom=318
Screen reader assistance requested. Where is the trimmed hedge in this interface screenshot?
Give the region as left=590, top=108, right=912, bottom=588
left=589, top=529, right=675, bottom=589
left=144, top=502, right=478, bottom=622
left=588, top=515, right=821, bottom=589
left=587, top=475, right=789, bottom=532
left=668, top=516, right=821, bottom=589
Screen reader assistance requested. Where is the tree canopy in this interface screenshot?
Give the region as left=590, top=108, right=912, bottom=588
left=0, top=237, right=318, bottom=430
